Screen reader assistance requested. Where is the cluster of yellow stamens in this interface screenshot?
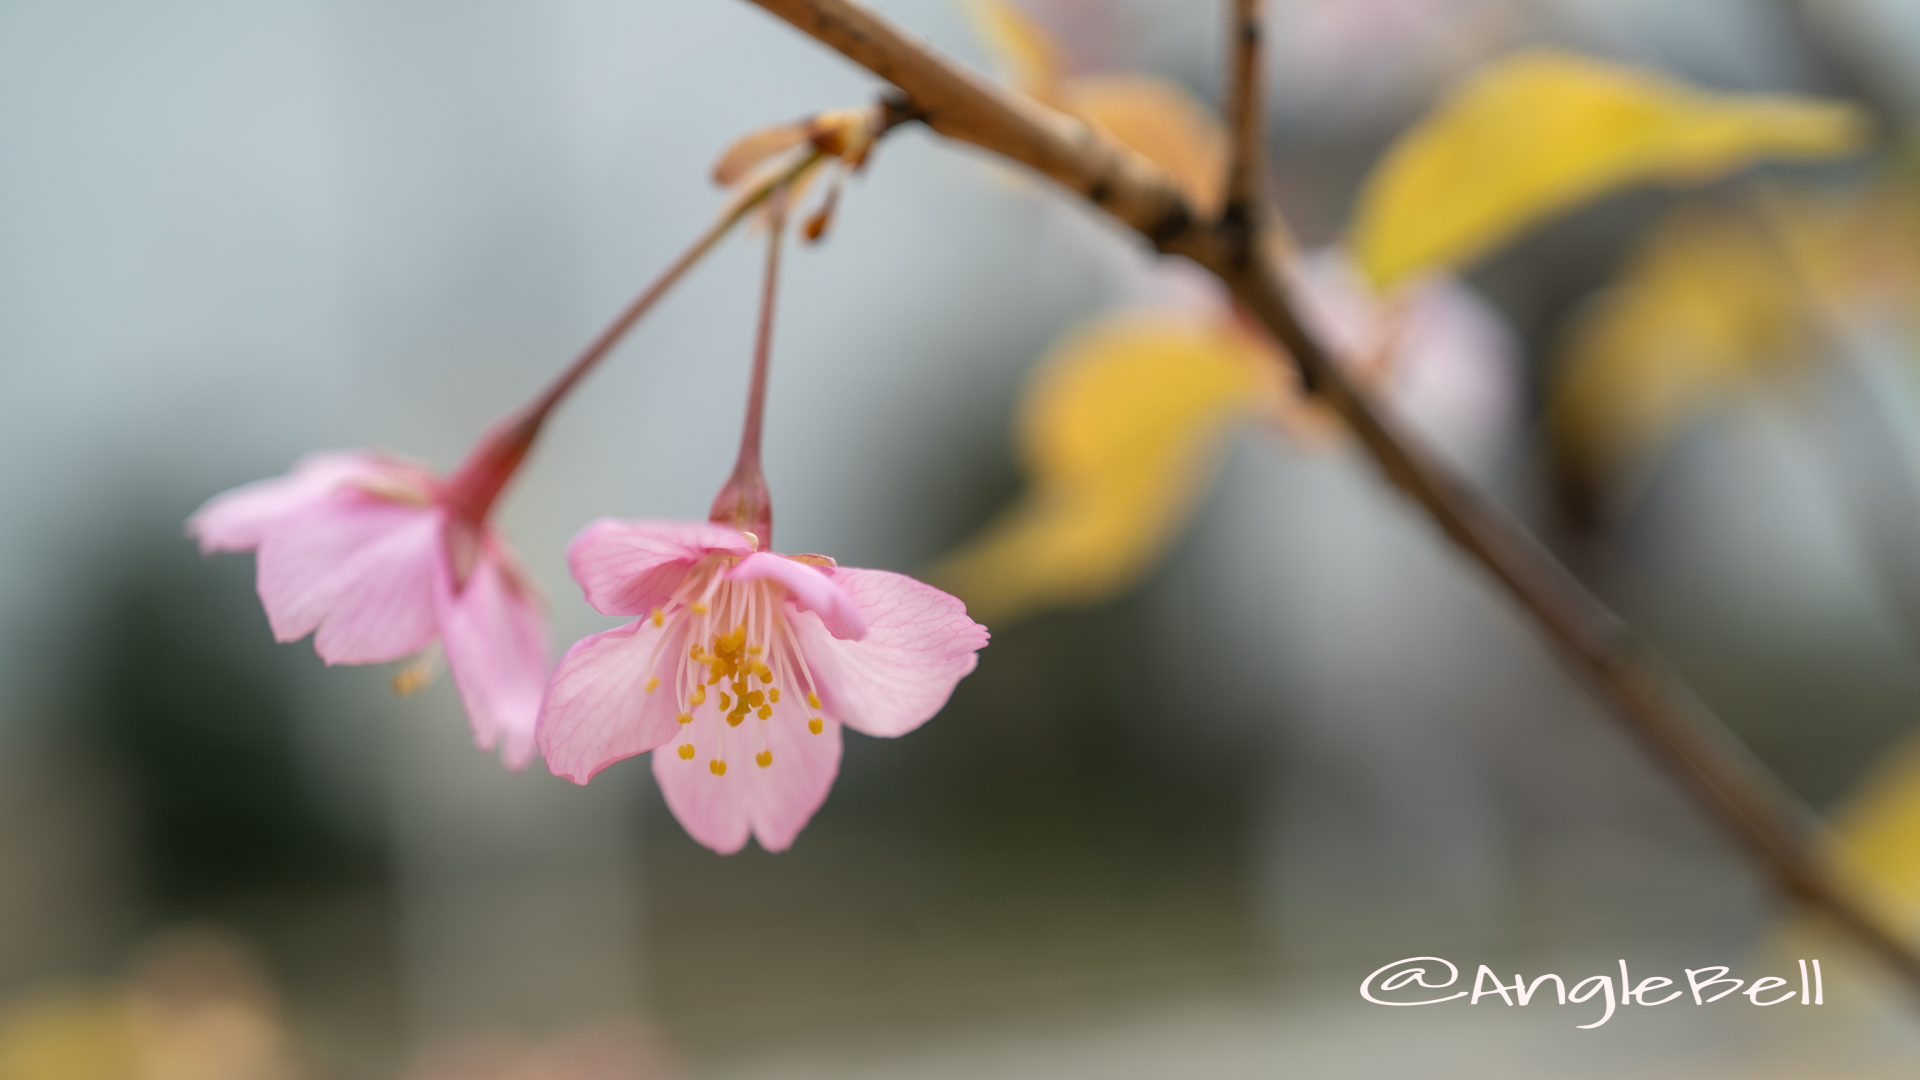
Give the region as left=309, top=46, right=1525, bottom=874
left=639, top=557, right=829, bottom=777
left=691, top=625, right=776, bottom=727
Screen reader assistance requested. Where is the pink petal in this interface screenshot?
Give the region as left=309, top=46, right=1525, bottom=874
left=1391, top=274, right=1520, bottom=467
left=649, top=705, right=843, bottom=854
left=188, top=451, right=395, bottom=554
left=746, top=710, right=843, bottom=852
left=651, top=709, right=751, bottom=854
left=793, top=568, right=988, bottom=738
left=567, top=519, right=754, bottom=616
left=254, top=495, right=443, bottom=664
left=727, top=552, right=867, bottom=640
left=538, top=616, right=691, bottom=784
left=439, top=544, right=551, bottom=771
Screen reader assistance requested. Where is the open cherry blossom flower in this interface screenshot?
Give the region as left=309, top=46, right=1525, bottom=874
left=538, top=520, right=988, bottom=853
left=189, top=414, right=550, bottom=769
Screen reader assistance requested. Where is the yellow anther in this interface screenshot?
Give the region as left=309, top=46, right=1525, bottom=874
left=690, top=686, right=706, bottom=706
left=710, top=759, right=727, bottom=776
left=732, top=680, right=749, bottom=697
left=650, top=607, right=664, bottom=627
left=391, top=656, right=436, bottom=697
left=692, top=602, right=708, bottom=615
left=676, top=712, right=692, bottom=725
left=745, top=690, right=764, bottom=708
left=678, top=743, right=695, bottom=760
left=708, top=671, right=723, bottom=686
left=727, top=713, right=744, bottom=728
left=644, top=676, right=659, bottom=693
left=757, top=706, right=772, bottom=720
left=808, top=718, right=823, bottom=735
left=807, top=691, right=821, bottom=709
left=755, top=750, right=773, bottom=768
left=768, top=687, right=781, bottom=703
left=747, top=644, right=763, bottom=655
left=718, top=692, right=731, bottom=712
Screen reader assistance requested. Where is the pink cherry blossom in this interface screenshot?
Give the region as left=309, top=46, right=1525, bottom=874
left=538, top=519, right=989, bottom=854
left=188, top=419, right=551, bottom=770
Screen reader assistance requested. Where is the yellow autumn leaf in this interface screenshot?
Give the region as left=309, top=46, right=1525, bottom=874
left=966, top=0, right=1066, bottom=105
left=1828, top=730, right=1920, bottom=932
left=1548, top=204, right=1808, bottom=481
left=933, top=314, right=1280, bottom=624
left=968, top=1, right=1229, bottom=216
left=1760, top=728, right=1920, bottom=1010
left=1764, top=179, right=1920, bottom=319
left=1353, top=49, right=1867, bottom=289
left=1069, top=75, right=1229, bottom=218
left=0, top=990, right=136, bottom=1080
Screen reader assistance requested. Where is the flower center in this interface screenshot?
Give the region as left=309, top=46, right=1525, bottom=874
left=643, top=556, right=826, bottom=775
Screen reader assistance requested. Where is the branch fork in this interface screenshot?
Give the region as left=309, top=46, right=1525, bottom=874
left=741, top=0, right=1920, bottom=994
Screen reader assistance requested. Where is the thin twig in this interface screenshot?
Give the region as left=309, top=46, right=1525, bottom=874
left=737, top=0, right=1920, bottom=993
left=1221, top=0, right=1265, bottom=266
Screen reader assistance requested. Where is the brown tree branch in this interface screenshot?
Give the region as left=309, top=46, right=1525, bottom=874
left=739, top=0, right=1920, bottom=992
left=1221, top=0, right=1265, bottom=264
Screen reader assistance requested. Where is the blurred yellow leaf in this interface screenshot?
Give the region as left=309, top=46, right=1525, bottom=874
left=1353, top=50, right=1867, bottom=288
left=1764, top=179, right=1920, bottom=320
left=1549, top=204, right=1808, bottom=479
left=968, top=1, right=1228, bottom=215
left=934, top=314, right=1280, bottom=623
left=1763, top=728, right=1920, bottom=1009
left=0, top=990, right=135, bottom=1080
left=0, top=931, right=299, bottom=1080
left=1827, top=730, right=1920, bottom=933
left=1069, top=76, right=1228, bottom=218
left=966, top=0, right=1066, bottom=105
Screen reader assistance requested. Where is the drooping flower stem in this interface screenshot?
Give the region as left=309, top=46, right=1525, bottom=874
left=442, top=149, right=829, bottom=536
left=708, top=188, right=791, bottom=549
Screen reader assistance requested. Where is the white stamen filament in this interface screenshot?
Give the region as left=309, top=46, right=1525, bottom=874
left=639, top=554, right=828, bottom=775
